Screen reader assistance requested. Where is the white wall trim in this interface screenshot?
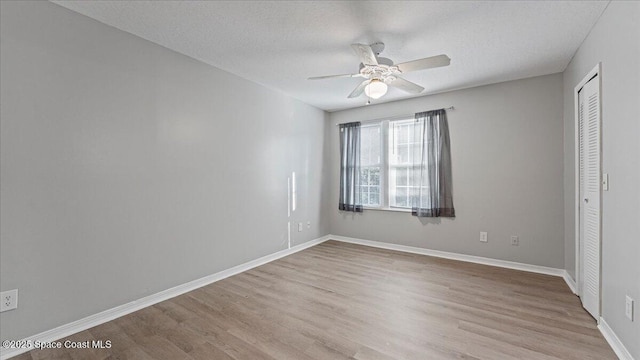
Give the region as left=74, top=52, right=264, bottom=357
left=0, top=235, right=332, bottom=360
left=329, top=235, right=565, bottom=277
left=1, top=235, right=590, bottom=360
left=598, top=318, right=635, bottom=360
left=563, top=270, right=577, bottom=294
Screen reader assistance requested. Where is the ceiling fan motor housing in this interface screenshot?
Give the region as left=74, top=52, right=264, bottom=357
left=359, top=57, right=400, bottom=83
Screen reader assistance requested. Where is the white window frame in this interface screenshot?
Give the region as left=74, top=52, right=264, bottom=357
left=359, top=123, right=384, bottom=208
left=361, top=117, right=415, bottom=213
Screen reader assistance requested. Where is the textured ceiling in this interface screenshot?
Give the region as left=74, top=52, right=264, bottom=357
left=51, top=1, right=608, bottom=112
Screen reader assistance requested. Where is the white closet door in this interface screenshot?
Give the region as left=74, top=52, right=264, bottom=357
left=579, top=75, right=601, bottom=319
left=578, top=88, right=585, bottom=295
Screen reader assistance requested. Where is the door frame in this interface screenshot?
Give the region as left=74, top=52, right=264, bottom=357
left=573, top=63, right=602, bottom=320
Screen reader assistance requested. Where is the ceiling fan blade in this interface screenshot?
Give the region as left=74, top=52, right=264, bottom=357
left=389, top=77, right=425, bottom=94
left=308, top=73, right=361, bottom=80
left=348, top=80, right=371, bottom=98
left=351, top=44, right=378, bottom=66
left=396, top=54, right=450, bottom=73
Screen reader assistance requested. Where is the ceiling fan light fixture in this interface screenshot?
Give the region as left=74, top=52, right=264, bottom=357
left=364, top=79, right=388, bottom=99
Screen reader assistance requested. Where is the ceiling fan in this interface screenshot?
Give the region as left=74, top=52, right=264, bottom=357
left=309, top=42, right=450, bottom=100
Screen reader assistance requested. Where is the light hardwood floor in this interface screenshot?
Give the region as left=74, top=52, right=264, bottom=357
left=12, top=240, right=615, bottom=359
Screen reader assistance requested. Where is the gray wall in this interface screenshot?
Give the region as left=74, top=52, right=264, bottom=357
left=328, top=74, right=565, bottom=269
left=562, top=1, right=640, bottom=358
left=0, top=1, right=329, bottom=341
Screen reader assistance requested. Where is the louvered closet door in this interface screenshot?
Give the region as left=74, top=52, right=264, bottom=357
left=579, top=75, right=601, bottom=319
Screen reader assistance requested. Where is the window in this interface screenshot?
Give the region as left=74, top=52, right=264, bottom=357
left=359, top=124, right=382, bottom=207
left=350, top=109, right=454, bottom=217
left=359, top=118, right=420, bottom=210
left=389, top=119, right=424, bottom=208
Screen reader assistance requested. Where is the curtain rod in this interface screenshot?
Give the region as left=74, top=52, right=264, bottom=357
left=335, top=106, right=454, bottom=126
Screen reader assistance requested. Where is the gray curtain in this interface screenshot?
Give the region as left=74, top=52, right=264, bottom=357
left=411, top=109, right=455, bottom=217
left=339, top=122, right=363, bottom=212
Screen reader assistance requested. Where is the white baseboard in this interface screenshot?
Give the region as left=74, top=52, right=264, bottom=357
left=332, top=236, right=639, bottom=358
left=598, top=318, right=635, bottom=360
left=0, top=235, right=332, bottom=360
left=563, top=271, right=577, bottom=294
left=2, top=234, right=598, bottom=360
left=328, top=235, right=565, bottom=277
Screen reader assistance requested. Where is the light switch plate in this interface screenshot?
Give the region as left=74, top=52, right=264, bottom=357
left=603, top=173, right=609, bottom=191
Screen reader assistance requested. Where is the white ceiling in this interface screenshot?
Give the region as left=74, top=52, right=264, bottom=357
left=51, top=0, right=608, bottom=112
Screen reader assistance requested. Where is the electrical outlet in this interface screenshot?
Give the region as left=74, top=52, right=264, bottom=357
left=625, top=295, right=634, bottom=321
left=0, top=289, right=18, bottom=312
left=480, top=232, right=488, bottom=243
left=307, top=221, right=311, bottom=229
left=511, top=235, right=519, bottom=246
left=298, top=222, right=303, bottom=232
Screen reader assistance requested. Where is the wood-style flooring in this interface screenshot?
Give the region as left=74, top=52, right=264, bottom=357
left=12, top=240, right=616, bottom=359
